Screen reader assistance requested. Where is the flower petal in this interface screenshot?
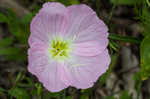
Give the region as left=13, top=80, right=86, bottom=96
left=28, top=42, right=49, bottom=76
left=37, top=61, right=68, bottom=92
left=66, top=49, right=110, bottom=89
left=29, top=2, right=69, bottom=46
left=28, top=43, right=69, bottom=92
left=72, top=40, right=108, bottom=56
left=59, top=63, right=73, bottom=86
left=66, top=4, right=108, bottom=44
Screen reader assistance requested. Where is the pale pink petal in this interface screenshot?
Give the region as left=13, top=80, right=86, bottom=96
left=66, top=4, right=108, bottom=45
left=28, top=43, right=69, bottom=92
left=28, top=42, right=49, bottom=76
left=66, top=49, right=110, bottom=89
left=37, top=61, right=68, bottom=92
left=72, top=40, right=108, bottom=56
left=29, top=2, right=69, bottom=46
left=59, top=63, right=73, bottom=86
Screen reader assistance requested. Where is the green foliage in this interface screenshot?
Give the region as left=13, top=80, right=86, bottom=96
left=0, top=9, right=32, bottom=61
left=103, top=96, right=116, bottom=99
left=140, top=36, right=150, bottom=80
left=0, top=38, right=14, bottom=48
left=110, top=0, right=141, bottom=5
left=146, top=0, right=150, bottom=6
left=109, top=40, right=120, bottom=52
left=133, top=72, right=141, bottom=91
left=21, top=13, right=33, bottom=24
left=0, top=87, right=6, bottom=94
left=133, top=72, right=142, bottom=99
left=35, top=83, right=42, bottom=96
left=0, top=13, right=8, bottom=23
left=0, top=87, right=6, bottom=98
left=15, top=72, right=22, bottom=83
left=81, top=88, right=92, bottom=95
left=81, top=88, right=92, bottom=99
left=17, top=77, right=34, bottom=88
left=47, top=0, right=80, bottom=6
left=134, top=0, right=150, bottom=80
left=63, top=96, right=73, bottom=99
left=8, top=87, right=30, bottom=99
left=43, top=91, right=61, bottom=98
left=7, top=9, right=30, bottom=44
left=109, top=33, right=141, bottom=44
left=0, top=47, right=21, bottom=55
left=81, top=94, right=89, bottom=99
left=120, top=90, right=132, bottom=99
left=138, top=7, right=150, bottom=36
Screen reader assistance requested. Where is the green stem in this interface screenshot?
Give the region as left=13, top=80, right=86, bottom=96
left=107, top=3, right=117, bottom=24
left=107, top=0, right=119, bottom=24
left=146, top=0, right=150, bottom=7
left=137, top=81, right=142, bottom=99
left=109, top=33, right=142, bottom=44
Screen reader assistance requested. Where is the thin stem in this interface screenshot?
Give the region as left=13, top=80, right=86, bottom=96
left=59, top=89, right=67, bottom=99
left=146, top=0, right=150, bottom=7
left=107, top=3, right=117, bottom=24
left=107, top=0, right=119, bottom=24
left=109, top=33, right=142, bottom=44
left=137, top=81, right=142, bottom=99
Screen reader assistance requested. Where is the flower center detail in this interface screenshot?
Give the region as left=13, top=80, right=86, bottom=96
left=49, top=37, right=71, bottom=61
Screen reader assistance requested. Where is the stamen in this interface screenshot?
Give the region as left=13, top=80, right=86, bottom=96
left=49, top=37, right=71, bottom=61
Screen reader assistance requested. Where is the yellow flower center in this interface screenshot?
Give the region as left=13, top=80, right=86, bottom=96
left=49, top=37, right=71, bottom=61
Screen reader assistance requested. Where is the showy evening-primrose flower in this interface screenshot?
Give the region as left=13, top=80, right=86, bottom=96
left=28, top=2, right=110, bottom=92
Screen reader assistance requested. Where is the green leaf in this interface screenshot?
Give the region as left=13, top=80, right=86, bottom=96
left=7, top=9, right=23, bottom=40
left=8, top=87, right=30, bottom=99
left=8, top=20, right=22, bottom=39
left=133, top=72, right=141, bottom=91
left=109, top=33, right=141, bottom=44
left=6, top=9, right=30, bottom=44
left=18, top=77, right=34, bottom=88
left=63, top=96, right=73, bottom=99
left=43, top=91, right=61, bottom=98
left=103, top=96, right=116, bottom=99
left=58, top=0, right=71, bottom=6
left=0, top=13, right=8, bottom=23
left=140, top=36, right=150, bottom=80
left=70, top=0, right=80, bottom=4
left=55, top=0, right=80, bottom=6
left=15, top=72, right=22, bottom=83
left=5, top=52, right=27, bottom=61
left=0, top=47, right=26, bottom=61
left=109, top=40, right=120, bottom=52
left=0, top=38, right=13, bottom=48
left=146, top=0, right=150, bottom=6
left=81, top=94, right=89, bottom=99
left=21, top=13, right=33, bottom=24
left=0, top=47, right=21, bottom=55
left=25, top=77, right=34, bottom=87
left=0, top=87, right=6, bottom=99
left=81, top=88, right=92, bottom=95
left=120, top=90, right=132, bottom=99
left=46, top=0, right=57, bottom=2
left=110, top=0, right=140, bottom=5
left=0, top=87, right=6, bottom=93
left=133, top=72, right=142, bottom=99
left=139, top=7, right=150, bottom=36
left=35, top=83, right=42, bottom=96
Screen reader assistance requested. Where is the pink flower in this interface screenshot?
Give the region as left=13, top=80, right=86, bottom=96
left=28, top=2, right=110, bottom=92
